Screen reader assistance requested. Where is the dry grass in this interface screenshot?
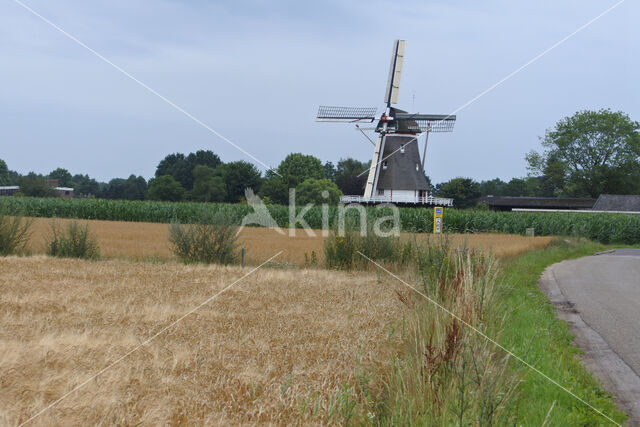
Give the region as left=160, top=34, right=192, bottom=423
left=0, top=256, right=403, bottom=425
left=23, top=217, right=553, bottom=264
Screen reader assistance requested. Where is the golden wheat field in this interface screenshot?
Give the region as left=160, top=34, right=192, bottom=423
left=24, top=217, right=553, bottom=264
left=0, top=256, right=403, bottom=425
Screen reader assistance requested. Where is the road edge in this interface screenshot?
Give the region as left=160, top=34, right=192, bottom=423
left=539, top=262, right=640, bottom=425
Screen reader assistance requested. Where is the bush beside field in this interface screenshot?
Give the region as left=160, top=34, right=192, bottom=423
left=1, top=197, right=639, bottom=244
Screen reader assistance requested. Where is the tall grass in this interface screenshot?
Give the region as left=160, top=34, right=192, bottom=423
left=2, top=197, right=639, bottom=244
left=0, top=210, right=32, bottom=256
left=169, top=211, right=239, bottom=265
left=46, top=221, right=100, bottom=259
left=331, top=239, right=522, bottom=424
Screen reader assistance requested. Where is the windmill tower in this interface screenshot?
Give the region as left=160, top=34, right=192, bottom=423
left=316, top=40, right=456, bottom=206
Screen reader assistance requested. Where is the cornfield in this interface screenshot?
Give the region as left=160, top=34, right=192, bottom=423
left=1, top=197, right=639, bottom=244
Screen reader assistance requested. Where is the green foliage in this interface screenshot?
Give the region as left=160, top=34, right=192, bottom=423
left=0, top=159, right=12, bottom=186
left=527, top=109, right=640, bottom=197
left=436, top=177, right=481, bottom=208
left=190, top=165, right=226, bottom=202
left=72, top=174, right=100, bottom=196
left=324, top=220, right=412, bottom=270
left=46, top=221, right=100, bottom=259
left=2, top=197, right=640, bottom=244
left=155, top=150, right=222, bottom=190
left=0, top=210, right=32, bottom=255
left=101, top=175, right=147, bottom=200
left=216, top=161, right=262, bottom=202
left=334, top=158, right=368, bottom=195
left=277, top=153, right=325, bottom=186
left=17, top=173, right=57, bottom=197
left=169, top=211, right=239, bottom=265
left=258, top=175, right=291, bottom=205
left=146, top=175, right=186, bottom=202
left=295, top=178, right=342, bottom=205
left=47, top=168, right=73, bottom=187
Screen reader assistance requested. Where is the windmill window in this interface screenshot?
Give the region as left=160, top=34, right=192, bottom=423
left=382, top=161, right=388, bottom=170
left=400, top=144, right=405, bottom=154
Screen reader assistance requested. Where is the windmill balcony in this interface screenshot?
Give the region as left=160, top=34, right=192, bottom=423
left=340, top=193, right=453, bottom=206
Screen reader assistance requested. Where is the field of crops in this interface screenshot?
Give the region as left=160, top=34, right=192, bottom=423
left=2, top=197, right=639, bottom=244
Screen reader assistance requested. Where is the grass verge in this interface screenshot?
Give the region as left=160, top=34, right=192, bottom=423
left=334, top=238, right=632, bottom=425
left=498, top=238, right=629, bottom=425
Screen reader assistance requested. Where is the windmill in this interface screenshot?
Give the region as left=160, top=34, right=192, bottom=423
left=316, top=40, right=456, bottom=206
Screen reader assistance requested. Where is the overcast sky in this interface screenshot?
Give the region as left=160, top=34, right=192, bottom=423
left=1, top=0, right=638, bottom=184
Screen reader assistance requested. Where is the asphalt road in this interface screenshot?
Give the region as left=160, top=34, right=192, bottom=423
left=541, top=249, right=640, bottom=424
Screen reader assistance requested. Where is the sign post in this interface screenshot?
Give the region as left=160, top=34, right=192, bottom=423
left=433, top=206, right=443, bottom=234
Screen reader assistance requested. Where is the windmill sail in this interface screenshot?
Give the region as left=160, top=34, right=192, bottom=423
left=316, top=106, right=377, bottom=122
left=384, top=40, right=405, bottom=105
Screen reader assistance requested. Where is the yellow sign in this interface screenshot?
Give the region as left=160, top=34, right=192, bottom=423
left=433, top=206, right=443, bottom=234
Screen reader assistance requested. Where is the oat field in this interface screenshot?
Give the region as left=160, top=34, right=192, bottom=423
left=24, top=217, right=553, bottom=264
left=0, top=256, right=402, bottom=425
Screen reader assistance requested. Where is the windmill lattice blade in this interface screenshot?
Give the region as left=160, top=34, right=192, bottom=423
left=396, top=113, right=456, bottom=133
left=384, top=40, right=405, bottom=105
left=316, top=106, right=377, bottom=122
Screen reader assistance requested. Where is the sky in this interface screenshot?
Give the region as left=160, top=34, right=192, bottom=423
left=1, top=0, right=638, bottom=184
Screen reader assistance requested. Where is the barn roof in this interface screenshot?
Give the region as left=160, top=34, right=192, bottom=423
left=592, top=194, right=640, bottom=212
left=481, top=196, right=596, bottom=210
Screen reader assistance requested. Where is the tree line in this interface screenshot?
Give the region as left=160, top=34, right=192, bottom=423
left=1, top=109, right=638, bottom=207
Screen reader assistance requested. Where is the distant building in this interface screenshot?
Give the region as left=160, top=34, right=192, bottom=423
left=592, top=194, right=640, bottom=212
left=55, top=187, right=74, bottom=198
left=0, top=186, right=20, bottom=196
left=0, top=185, right=73, bottom=198
left=481, top=196, right=596, bottom=211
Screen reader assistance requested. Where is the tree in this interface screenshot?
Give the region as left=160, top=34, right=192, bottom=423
left=435, top=177, right=481, bottom=209
left=0, top=159, right=11, bottom=186
left=155, top=150, right=222, bottom=190
left=146, top=175, right=185, bottom=202
left=334, top=158, right=368, bottom=195
left=323, top=161, right=336, bottom=181
left=17, top=173, right=57, bottom=197
left=48, top=168, right=73, bottom=187
left=478, top=178, right=507, bottom=197
left=217, top=161, right=262, bottom=202
left=526, top=109, right=640, bottom=197
left=295, top=178, right=342, bottom=205
left=259, top=175, right=290, bottom=205
left=72, top=174, right=100, bottom=196
left=190, top=165, right=226, bottom=202
left=277, top=153, right=325, bottom=187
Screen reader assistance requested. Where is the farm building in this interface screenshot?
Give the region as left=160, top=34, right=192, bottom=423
left=592, top=194, right=640, bottom=212
left=481, top=196, right=596, bottom=211
left=0, top=185, right=73, bottom=198
left=0, top=186, right=20, bottom=196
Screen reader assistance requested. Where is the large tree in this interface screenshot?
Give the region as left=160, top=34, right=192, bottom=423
left=0, top=159, right=11, bottom=186
left=526, top=109, right=640, bottom=197
left=276, top=153, right=325, bottom=187
left=155, top=150, right=222, bottom=190
left=17, top=173, right=57, bottom=197
left=146, top=175, right=185, bottom=202
left=295, top=178, right=342, bottom=205
left=190, top=165, right=226, bottom=202
left=334, top=158, right=368, bottom=195
left=72, top=174, right=100, bottom=196
left=435, top=177, right=481, bottom=209
left=48, top=168, right=73, bottom=187
left=216, top=161, right=262, bottom=202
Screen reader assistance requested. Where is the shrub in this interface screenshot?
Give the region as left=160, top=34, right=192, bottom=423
left=169, top=211, right=239, bottom=265
left=0, top=211, right=32, bottom=255
left=47, top=221, right=100, bottom=259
